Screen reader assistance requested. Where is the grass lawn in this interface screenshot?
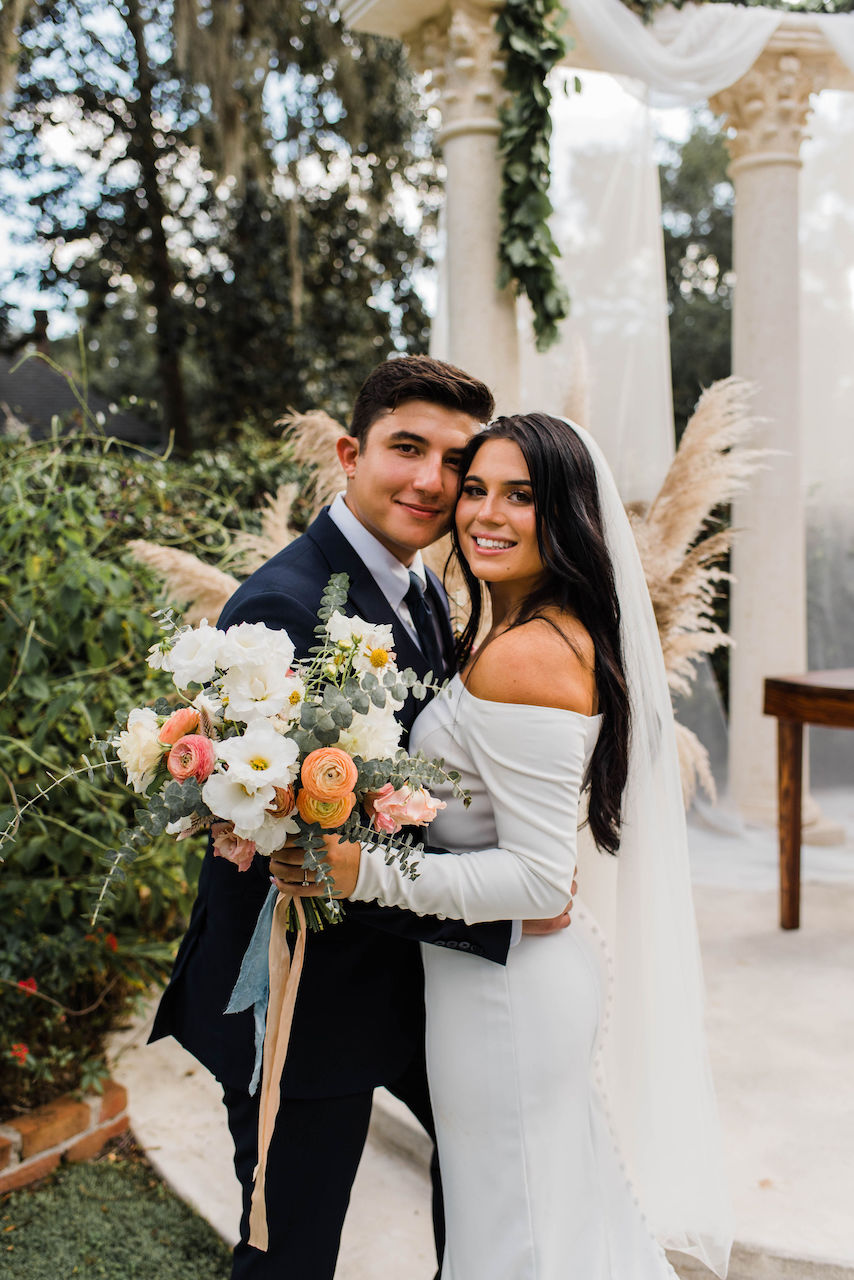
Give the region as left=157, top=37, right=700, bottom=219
left=0, top=1135, right=231, bottom=1278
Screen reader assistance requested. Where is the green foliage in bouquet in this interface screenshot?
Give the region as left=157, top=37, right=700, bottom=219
left=0, top=412, right=297, bottom=1110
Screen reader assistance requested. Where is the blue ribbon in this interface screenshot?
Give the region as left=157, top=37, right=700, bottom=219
left=225, top=883, right=278, bottom=1096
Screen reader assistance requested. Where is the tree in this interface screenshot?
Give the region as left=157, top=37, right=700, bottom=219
left=659, top=112, right=734, bottom=440
left=1, top=1, right=438, bottom=447
left=3, top=0, right=198, bottom=449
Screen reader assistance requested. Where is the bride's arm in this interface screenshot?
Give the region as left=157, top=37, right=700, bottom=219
left=277, top=622, right=597, bottom=924
left=354, top=703, right=590, bottom=921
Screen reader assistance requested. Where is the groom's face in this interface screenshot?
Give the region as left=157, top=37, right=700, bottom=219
left=337, top=399, right=478, bottom=564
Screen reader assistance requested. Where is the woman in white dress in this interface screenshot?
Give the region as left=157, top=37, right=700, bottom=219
left=280, top=414, right=732, bottom=1279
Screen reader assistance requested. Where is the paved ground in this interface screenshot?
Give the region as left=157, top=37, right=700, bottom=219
left=108, top=791, right=854, bottom=1277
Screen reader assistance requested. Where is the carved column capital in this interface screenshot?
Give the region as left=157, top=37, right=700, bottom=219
left=711, top=48, right=825, bottom=172
left=406, top=2, right=505, bottom=144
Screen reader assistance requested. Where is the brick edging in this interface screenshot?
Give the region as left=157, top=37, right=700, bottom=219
left=0, top=1079, right=129, bottom=1193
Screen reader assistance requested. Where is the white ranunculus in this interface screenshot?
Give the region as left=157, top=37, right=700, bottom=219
left=251, top=808, right=301, bottom=855
left=202, top=772, right=275, bottom=834
left=336, top=701, right=403, bottom=761
left=168, top=619, right=227, bottom=689
left=114, top=706, right=163, bottom=794
left=221, top=659, right=299, bottom=723
left=214, top=722, right=300, bottom=790
left=220, top=621, right=295, bottom=675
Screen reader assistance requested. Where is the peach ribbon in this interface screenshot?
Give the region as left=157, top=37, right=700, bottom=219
left=248, top=891, right=307, bottom=1251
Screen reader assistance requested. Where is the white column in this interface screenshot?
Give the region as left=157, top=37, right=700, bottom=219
left=711, top=51, right=822, bottom=827
left=409, top=3, right=520, bottom=413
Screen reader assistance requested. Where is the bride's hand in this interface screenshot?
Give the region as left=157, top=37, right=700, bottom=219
left=270, top=834, right=362, bottom=899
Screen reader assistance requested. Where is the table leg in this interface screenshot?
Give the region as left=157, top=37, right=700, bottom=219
left=778, top=719, right=803, bottom=930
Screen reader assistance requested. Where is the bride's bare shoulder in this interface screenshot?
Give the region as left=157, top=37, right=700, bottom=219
left=463, top=614, right=597, bottom=715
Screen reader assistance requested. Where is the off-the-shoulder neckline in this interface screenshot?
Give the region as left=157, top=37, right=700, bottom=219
left=452, top=673, right=603, bottom=722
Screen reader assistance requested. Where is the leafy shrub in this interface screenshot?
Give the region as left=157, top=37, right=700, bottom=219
left=0, top=418, right=298, bottom=1111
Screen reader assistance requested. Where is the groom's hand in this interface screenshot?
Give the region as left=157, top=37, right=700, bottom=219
left=270, top=836, right=361, bottom=899
left=521, top=876, right=578, bottom=936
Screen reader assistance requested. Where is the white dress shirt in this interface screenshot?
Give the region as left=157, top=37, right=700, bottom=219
left=328, top=492, right=426, bottom=646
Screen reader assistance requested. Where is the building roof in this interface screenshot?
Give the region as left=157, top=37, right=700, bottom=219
left=0, top=349, right=162, bottom=447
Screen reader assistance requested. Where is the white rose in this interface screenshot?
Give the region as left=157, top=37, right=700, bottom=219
left=220, top=621, right=295, bottom=675
left=168, top=620, right=227, bottom=689
left=336, top=702, right=404, bottom=761
left=202, top=772, right=275, bottom=834
left=221, top=659, right=299, bottom=723
left=114, top=707, right=163, bottom=794
left=214, top=722, right=300, bottom=790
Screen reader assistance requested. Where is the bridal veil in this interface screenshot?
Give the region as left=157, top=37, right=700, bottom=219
left=569, top=419, right=733, bottom=1277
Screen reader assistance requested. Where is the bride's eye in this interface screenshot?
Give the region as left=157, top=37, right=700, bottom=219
left=461, top=482, right=485, bottom=497
left=508, top=489, right=532, bottom=503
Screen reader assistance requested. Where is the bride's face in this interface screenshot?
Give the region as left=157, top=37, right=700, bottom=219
left=455, top=439, right=546, bottom=590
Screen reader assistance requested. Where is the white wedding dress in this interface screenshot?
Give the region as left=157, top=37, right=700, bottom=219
left=353, top=675, right=678, bottom=1280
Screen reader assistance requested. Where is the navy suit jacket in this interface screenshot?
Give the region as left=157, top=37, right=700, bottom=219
left=149, top=509, right=511, bottom=1096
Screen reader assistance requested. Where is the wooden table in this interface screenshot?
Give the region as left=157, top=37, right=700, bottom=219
left=763, top=669, right=854, bottom=929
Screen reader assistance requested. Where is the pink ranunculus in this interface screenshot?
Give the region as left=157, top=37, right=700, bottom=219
left=211, top=821, right=257, bottom=872
left=159, top=706, right=201, bottom=745
left=166, top=733, right=217, bottom=783
left=371, top=784, right=446, bottom=834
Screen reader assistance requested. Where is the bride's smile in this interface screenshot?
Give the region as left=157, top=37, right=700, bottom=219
left=455, top=438, right=546, bottom=599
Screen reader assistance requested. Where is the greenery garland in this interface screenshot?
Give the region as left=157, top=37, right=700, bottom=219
left=496, top=0, right=571, bottom=352
left=623, top=0, right=854, bottom=20
left=495, top=0, right=854, bottom=349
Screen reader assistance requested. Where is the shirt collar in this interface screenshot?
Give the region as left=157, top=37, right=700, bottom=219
left=328, top=493, right=426, bottom=615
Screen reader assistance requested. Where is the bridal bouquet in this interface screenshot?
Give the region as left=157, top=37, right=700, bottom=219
left=93, top=573, right=465, bottom=929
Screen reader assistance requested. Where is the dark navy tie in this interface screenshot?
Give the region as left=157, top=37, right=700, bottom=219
left=404, top=570, right=445, bottom=678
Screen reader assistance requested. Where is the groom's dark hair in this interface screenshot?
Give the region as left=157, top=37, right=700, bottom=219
left=349, top=355, right=494, bottom=444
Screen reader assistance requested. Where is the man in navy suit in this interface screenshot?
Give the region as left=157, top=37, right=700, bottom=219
left=151, top=355, right=518, bottom=1278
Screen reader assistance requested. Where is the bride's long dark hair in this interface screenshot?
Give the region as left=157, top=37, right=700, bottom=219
left=451, top=413, right=630, bottom=854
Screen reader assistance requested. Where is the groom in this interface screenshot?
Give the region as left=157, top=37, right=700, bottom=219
left=152, top=355, right=531, bottom=1279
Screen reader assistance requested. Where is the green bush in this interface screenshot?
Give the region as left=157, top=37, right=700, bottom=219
left=0, top=418, right=298, bottom=1112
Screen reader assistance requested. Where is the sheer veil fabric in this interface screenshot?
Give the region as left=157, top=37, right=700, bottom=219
left=567, top=420, right=733, bottom=1277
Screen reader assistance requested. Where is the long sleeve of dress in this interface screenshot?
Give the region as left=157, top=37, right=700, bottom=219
left=352, top=695, right=600, bottom=923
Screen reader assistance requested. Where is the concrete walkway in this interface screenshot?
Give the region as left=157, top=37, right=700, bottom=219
left=108, top=791, right=854, bottom=1278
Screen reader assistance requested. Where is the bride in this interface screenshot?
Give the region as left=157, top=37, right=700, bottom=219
left=275, top=413, right=732, bottom=1279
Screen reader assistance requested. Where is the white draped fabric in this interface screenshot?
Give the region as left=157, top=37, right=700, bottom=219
left=816, top=12, right=854, bottom=72
left=433, top=0, right=854, bottom=791
left=799, top=88, right=854, bottom=784
left=519, top=70, right=675, bottom=505
left=567, top=0, right=781, bottom=105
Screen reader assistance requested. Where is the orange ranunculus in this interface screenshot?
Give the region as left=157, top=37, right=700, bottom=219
left=159, top=706, right=201, bottom=745
left=300, top=747, right=358, bottom=801
left=296, top=789, right=356, bottom=829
